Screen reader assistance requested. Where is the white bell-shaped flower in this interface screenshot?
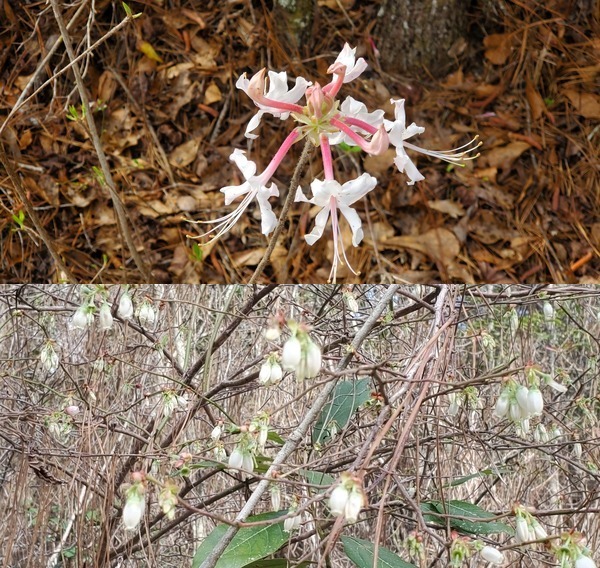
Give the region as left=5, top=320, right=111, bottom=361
left=480, top=545, right=504, bottom=564
left=123, top=491, right=145, bottom=530
left=527, top=387, right=544, bottom=416
left=138, top=302, right=156, bottom=326
left=576, top=556, right=597, bottom=568
left=494, top=391, right=510, bottom=418
left=328, top=485, right=350, bottom=516
left=118, top=292, right=134, bottom=319
left=71, top=305, right=91, bottom=330
left=515, top=385, right=530, bottom=415
left=98, top=303, right=113, bottom=331
left=515, top=516, right=530, bottom=543
left=282, top=336, right=302, bottom=370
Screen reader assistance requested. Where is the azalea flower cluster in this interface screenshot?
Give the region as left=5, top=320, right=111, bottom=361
left=226, top=412, right=271, bottom=476
left=449, top=534, right=505, bottom=567
left=197, top=44, right=480, bottom=282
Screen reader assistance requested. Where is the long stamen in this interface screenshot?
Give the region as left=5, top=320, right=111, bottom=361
left=403, top=135, right=481, bottom=165
left=191, top=191, right=256, bottom=244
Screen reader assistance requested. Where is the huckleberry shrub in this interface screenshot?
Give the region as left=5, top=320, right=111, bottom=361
left=194, top=44, right=480, bottom=282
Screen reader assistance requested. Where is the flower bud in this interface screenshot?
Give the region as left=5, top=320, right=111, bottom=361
left=531, top=519, right=547, bottom=540
left=515, top=385, right=530, bottom=415
left=494, top=391, right=510, bottom=418
left=283, top=513, right=300, bottom=532
left=546, top=378, right=568, bottom=393
left=543, top=302, right=554, bottom=321
left=527, top=387, right=544, bottom=416
left=264, top=326, right=280, bottom=341
left=282, top=336, right=302, bottom=370
left=211, top=422, right=223, bottom=441
left=270, top=362, right=283, bottom=384
left=123, top=490, right=145, bottom=530
left=509, top=401, right=522, bottom=422
left=515, top=516, right=529, bottom=543
left=228, top=446, right=244, bottom=470
left=329, top=485, right=350, bottom=516
left=118, top=292, right=134, bottom=319
left=344, top=488, right=365, bottom=523
left=480, top=545, right=504, bottom=564
left=98, top=302, right=113, bottom=331
left=270, top=484, right=281, bottom=511
left=576, top=556, right=597, bottom=568
left=259, top=361, right=273, bottom=384
left=138, top=302, right=156, bottom=326
left=65, top=405, right=80, bottom=416
left=303, top=341, right=322, bottom=379
left=71, top=306, right=91, bottom=330
left=41, top=343, right=59, bottom=373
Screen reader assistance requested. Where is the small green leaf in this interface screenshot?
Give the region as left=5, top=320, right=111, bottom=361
left=421, top=500, right=514, bottom=536
left=267, top=430, right=285, bottom=445
left=12, top=209, right=25, bottom=229
left=312, top=377, right=371, bottom=446
left=192, top=511, right=288, bottom=568
left=339, top=142, right=362, bottom=153
left=191, top=242, right=204, bottom=262
left=342, top=536, right=417, bottom=568
left=299, top=469, right=335, bottom=492
left=122, top=2, right=132, bottom=16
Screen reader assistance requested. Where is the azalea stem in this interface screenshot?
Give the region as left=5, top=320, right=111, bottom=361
left=248, top=138, right=313, bottom=284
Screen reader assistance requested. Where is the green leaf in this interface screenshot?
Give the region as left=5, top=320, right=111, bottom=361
left=446, top=466, right=510, bottom=487
left=267, top=430, right=285, bottom=445
left=421, top=500, right=514, bottom=536
left=338, top=142, right=362, bottom=153
left=312, top=377, right=371, bottom=446
left=299, top=469, right=335, bottom=492
left=243, top=561, right=310, bottom=568
left=192, top=511, right=289, bottom=568
left=342, top=536, right=417, bottom=568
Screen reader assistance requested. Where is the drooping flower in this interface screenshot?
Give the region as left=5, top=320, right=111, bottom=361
left=576, top=556, right=598, bottom=568
left=328, top=473, right=366, bottom=524
left=41, top=342, right=59, bottom=373
left=137, top=302, right=156, bottom=326
left=118, top=291, right=134, bottom=319
left=480, top=545, right=504, bottom=564
left=296, top=173, right=377, bottom=282
left=98, top=302, right=113, bottom=331
left=329, top=96, right=385, bottom=146
left=71, top=305, right=93, bottom=330
left=236, top=69, right=310, bottom=139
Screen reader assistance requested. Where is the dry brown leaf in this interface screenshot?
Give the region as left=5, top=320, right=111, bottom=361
left=204, top=82, right=222, bottom=105
left=483, top=33, right=513, bottom=65
left=563, top=89, right=600, bottom=119
left=364, top=149, right=395, bottom=176
left=483, top=141, right=531, bottom=171
left=97, top=70, right=117, bottom=103
left=232, top=248, right=266, bottom=267
left=427, top=200, right=465, bottom=218
left=382, top=228, right=461, bottom=264
left=525, top=79, right=545, bottom=120
left=169, top=139, right=200, bottom=169
left=318, top=0, right=355, bottom=10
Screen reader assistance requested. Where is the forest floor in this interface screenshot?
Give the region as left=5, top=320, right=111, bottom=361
left=0, top=0, right=598, bottom=283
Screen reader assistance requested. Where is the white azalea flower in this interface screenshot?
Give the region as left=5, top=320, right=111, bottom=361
left=201, top=150, right=279, bottom=242
left=328, top=43, right=368, bottom=83
left=386, top=98, right=480, bottom=185
left=296, top=173, right=377, bottom=282
left=236, top=69, right=310, bottom=138
left=385, top=98, right=426, bottom=185
left=329, top=96, right=385, bottom=145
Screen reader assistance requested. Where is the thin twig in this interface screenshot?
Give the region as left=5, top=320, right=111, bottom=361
left=0, top=143, right=77, bottom=282
left=0, top=6, right=133, bottom=137
left=248, top=138, right=313, bottom=284
left=198, top=284, right=401, bottom=568
left=49, top=0, right=154, bottom=282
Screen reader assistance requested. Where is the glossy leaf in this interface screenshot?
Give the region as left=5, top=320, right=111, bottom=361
left=342, top=536, right=417, bottom=568
left=421, top=500, right=514, bottom=536
left=312, top=377, right=371, bottom=445
left=192, top=511, right=288, bottom=568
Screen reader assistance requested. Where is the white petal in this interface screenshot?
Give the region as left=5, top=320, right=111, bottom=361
left=339, top=173, right=377, bottom=205
left=393, top=152, right=424, bottom=185
left=256, top=184, right=279, bottom=235
left=338, top=203, right=364, bottom=246
left=244, top=111, right=264, bottom=139
left=305, top=206, right=331, bottom=245
left=221, top=181, right=252, bottom=205
left=309, top=178, right=340, bottom=206
left=229, top=149, right=256, bottom=180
